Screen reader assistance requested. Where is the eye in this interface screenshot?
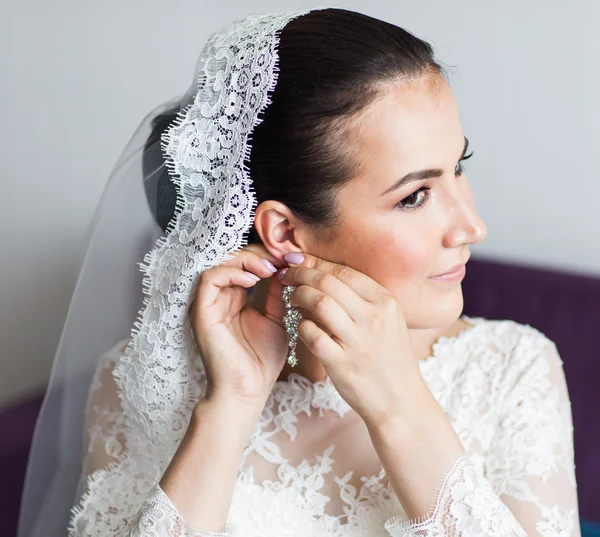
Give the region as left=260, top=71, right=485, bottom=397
left=395, top=186, right=432, bottom=212
left=455, top=150, right=474, bottom=176
left=395, top=150, right=475, bottom=212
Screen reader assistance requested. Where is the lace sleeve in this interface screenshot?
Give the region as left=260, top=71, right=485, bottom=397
left=69, top=341, right=233, bottom=537
left=383, top=338, right=581, bottom=537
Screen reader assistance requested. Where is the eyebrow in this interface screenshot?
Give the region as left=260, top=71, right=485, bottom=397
left=380, top=136, right=470, bottom=197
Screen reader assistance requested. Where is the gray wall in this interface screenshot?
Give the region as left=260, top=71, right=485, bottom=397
left=1, top=0, right=598, bottom=409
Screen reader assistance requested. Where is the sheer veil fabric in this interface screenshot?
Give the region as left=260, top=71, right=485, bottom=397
left=17, top=9, right=314, bottom=536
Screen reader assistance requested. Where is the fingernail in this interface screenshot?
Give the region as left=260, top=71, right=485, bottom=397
left=277, top=267, right=289, bottom=280
left=244, top=271, right=261, bottom=281
left=261, top=258, right=278, bottom=272
left=283, top=252, right=304, bottom=265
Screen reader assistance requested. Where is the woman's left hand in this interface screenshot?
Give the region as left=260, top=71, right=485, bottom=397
left=278, top=252, right=429, bottom=428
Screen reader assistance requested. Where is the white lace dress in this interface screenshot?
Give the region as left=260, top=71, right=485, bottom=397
left=69, top=315, right=581, bottom=536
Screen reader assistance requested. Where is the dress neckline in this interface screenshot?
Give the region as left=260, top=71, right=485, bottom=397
left=269, top=315, right=486, bottom=417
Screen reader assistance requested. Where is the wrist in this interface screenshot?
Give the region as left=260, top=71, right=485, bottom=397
left=367, top=389, right=462, bottom=455
left=193, top=393, right=264, bottom=439
left=365, top=379, right=442, bottom=436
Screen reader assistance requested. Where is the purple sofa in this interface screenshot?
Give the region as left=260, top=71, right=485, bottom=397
left=3, top=256, right=599, bottom=536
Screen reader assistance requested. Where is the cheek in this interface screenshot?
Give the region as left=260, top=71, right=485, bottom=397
left=378, top=234, right=431, bottom=282
left=344, top=225, right=433, bottom=286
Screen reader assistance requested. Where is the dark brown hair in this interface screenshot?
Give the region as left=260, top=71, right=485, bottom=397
left=143, top=8, right=449, bottom=240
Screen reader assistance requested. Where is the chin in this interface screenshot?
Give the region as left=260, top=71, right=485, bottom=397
left=404, top=296, right=464, bottom=330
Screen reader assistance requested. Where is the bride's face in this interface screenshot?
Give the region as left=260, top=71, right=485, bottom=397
left=304, top=74, right=488, bottom=328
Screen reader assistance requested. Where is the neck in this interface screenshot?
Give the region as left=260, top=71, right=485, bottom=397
left=278, top=338, right=329, bottom=384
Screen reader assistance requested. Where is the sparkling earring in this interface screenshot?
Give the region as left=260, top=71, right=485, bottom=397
left=281, top=285, right=301, bottom=367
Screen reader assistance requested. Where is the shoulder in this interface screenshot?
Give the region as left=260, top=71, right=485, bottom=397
left=98, top=338, right=132, bottom=367
left=462, top=316, right=563, bottom=386
left=108, top=338, right=132, bottom=357
left=466, top=315, right=557, bottom=352
left=470, top=318, right=569, bottom=417
left=90, top=338, right=132, bottom=393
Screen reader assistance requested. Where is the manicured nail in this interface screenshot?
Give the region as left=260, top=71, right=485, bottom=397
left=244, top=271, right=261, bottom=281
left=261, top=258, right=278, bottom=272
left=277, top=267, right=289, bottom=280
left=283, top=252, right=304, bottom=265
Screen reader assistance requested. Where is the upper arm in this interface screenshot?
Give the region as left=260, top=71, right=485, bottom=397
left=487, top=336, right=581, bottom=536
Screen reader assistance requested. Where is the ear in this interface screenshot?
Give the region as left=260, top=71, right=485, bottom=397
left=252, top=200, right=311, bottom=264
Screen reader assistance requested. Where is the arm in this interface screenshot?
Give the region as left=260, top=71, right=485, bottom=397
left=368, top=338, right=580, bottom=537
left=157, top=395, right=261, bottom=531
left=70, top=342, right=260, bottom=536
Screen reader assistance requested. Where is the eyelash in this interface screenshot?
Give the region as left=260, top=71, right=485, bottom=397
left=395, top=151, right=474, bottom=212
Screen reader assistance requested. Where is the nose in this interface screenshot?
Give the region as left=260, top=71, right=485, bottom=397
left=443, top=192, right=488, bottom=248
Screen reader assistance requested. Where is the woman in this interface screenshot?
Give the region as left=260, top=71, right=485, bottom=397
left=19, top=7, right=580, bottom=537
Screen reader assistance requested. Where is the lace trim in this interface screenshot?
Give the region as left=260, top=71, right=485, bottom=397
left=384, top=455, right=527, bottom=537
left=110, top=3, right=315, bottom=484
left=133, top=484, right=234, bottom=536
left=386, top=455, right=468, bottom=533
left=418, top=315, right=484, bottom=369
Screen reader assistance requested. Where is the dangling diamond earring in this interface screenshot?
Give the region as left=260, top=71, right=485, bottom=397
left=281, top=285, right=301, bottom=367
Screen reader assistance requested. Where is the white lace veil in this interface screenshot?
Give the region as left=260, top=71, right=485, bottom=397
left=16, top=8, right=318, bottom=536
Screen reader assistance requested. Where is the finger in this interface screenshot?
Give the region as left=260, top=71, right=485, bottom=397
left=212, top=248, right=280, bottom=289
left=280, top=266, right=368, bottom=324
left=290, top=284, right=355, bottom=347
left=260, top=276, right=289, bottom=329
left=195, top=265, right=271, bottom=312
left=282, top=252, right=384, bottom=304
left=220, top=243, right=283, bottom=271
left=296, top=317, right=343, bottom=367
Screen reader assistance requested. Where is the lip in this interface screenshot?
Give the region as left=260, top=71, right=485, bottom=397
left=429, top=261, right=468, bottom=281
left=428, top=264, right=466, bottom=281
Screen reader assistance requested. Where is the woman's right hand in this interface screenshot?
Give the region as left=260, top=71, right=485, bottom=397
left=188, top=243, right=291, bottom=409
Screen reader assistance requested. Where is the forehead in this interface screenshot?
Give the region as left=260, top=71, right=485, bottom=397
left=347, top=76, right=462, bottom=167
